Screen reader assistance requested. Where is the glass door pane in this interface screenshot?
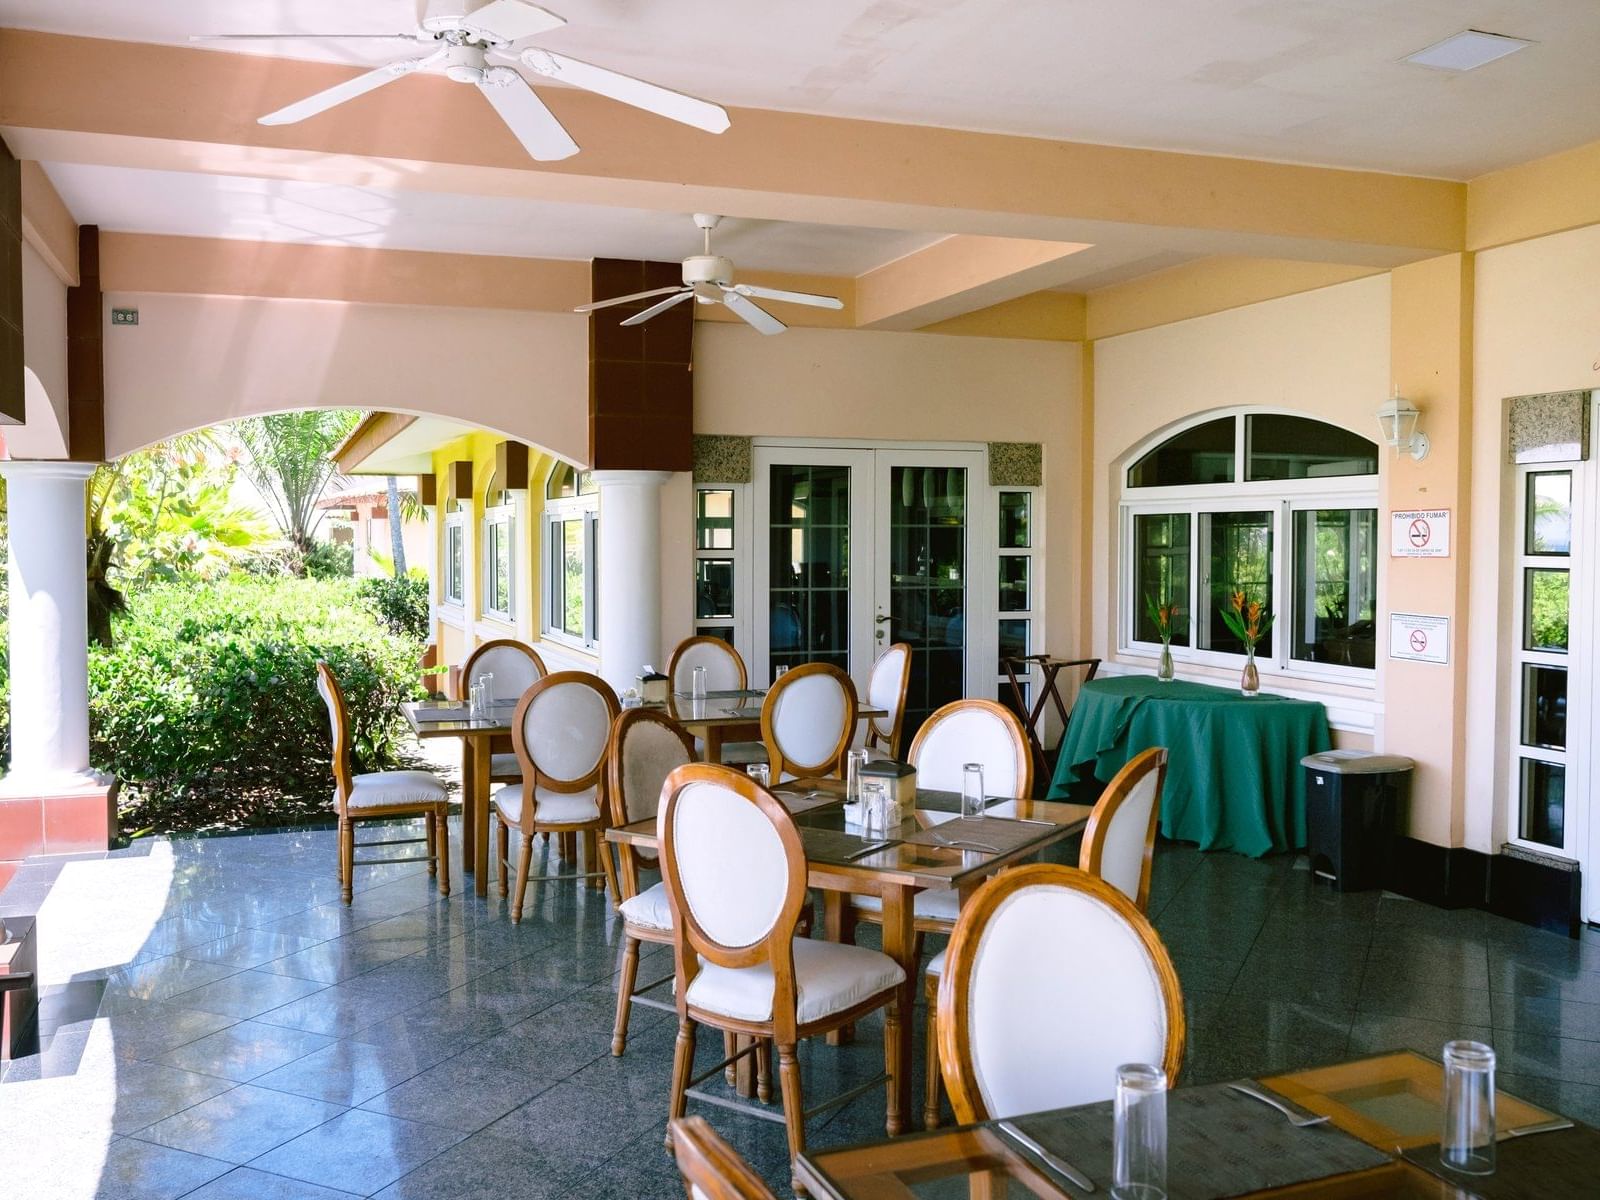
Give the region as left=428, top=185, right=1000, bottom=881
left=886, top=464, right=967, bottom=744
left=767, top=464, right=851, bottom=675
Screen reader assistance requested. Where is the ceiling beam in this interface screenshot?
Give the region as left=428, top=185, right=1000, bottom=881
left=20, top=158, right=76, bottom=285
left=855, top=235, right=1091, bottom=330
left=0, top=30, right=1464, bottom=265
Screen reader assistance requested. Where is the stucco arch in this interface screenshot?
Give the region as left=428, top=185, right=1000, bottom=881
left=101, top=292, right=591, bottom=463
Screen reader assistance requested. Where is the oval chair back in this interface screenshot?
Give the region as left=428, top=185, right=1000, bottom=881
left=607, top=707, right=696, bottom=877
left=509, top=671, right=620, bottom=833
left=937, top=864, right=1184, bottom=1124
left=669, top=1116, right=779, bottom=1200
left=658, top=764, right=809, bottom=1037
left=461, top=638, right=547, bottom=704
left=315, top=661, right=354, bottom=813
left=908, top=699, right=1032, bottom=799
left=668, top=637, right=747, bottom=716
left=760, top=663, right=857, bottom=781
left=864, top=643, right=912, bottom=759
left=1081, top=747, right=1168, bottom=912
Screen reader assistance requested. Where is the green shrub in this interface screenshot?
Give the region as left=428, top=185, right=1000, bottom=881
left=302, top=540, right=354, bottom=580
left=89, top=577, right=424, bottom=832
left=358, top=571, right=432, bottom=641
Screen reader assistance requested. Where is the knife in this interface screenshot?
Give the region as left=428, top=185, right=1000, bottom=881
left=1504, top=1118, right=1575, bottom=1138
left=843, top=840, right=895, bottom=861
left=995, top=1120, right=1097, bottom=1193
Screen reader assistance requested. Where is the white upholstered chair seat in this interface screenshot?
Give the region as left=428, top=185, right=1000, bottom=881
left=850, top=889, right=961, bottom=923
left=925, top=947, right=946, bottom=978
left=344, top=771, right=449, bottom=809
left=685, top=937, right=905, bottom=1024
left=492, top=783, right=601, bottom=826
left=618, top=880, right=674, bottom=932
left=490, top=753, right=522, bottom=778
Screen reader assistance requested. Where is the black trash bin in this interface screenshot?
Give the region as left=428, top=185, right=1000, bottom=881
left=1301, top=750, right=1413, bottom=891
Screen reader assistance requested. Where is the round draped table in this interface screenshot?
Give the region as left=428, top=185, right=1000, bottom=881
left=1046, top=675, right=1332, bottom=858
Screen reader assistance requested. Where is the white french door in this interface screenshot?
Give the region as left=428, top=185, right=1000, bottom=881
left=753, top=443, right=993, bottom=745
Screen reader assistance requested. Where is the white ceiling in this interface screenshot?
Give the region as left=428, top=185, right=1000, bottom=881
left=5, top=1, right=1600, bottom=178
left=41, top=162, right=941, bottom=272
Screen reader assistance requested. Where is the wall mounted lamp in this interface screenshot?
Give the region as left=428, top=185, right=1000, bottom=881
left=1376, top=392, right=1430, bottom=461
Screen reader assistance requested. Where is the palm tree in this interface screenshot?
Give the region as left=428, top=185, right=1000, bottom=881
left=233, top=411, right=361, bottom=564
left=385, top=475, right=407, bottom=576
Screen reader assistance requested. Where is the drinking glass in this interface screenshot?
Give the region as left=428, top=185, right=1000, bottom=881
left=846, top=749, right=869, bottom=802
left=1441, top=1040, right=1496, bottom=1176
left=1112, top=1063, right=1168, bottom=1200
left=746, top=763, right=770, bottom=788
left=773, top=665, right=788, bottom=684
left=961, top=763, right=986, bottom=819
left=691, top=665, right=707, bottom=700
left=468, top=681, right=484, bottom=719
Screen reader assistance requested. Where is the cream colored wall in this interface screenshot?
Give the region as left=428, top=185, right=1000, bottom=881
left=1467, top=222, right=1600, bottom=854
left=101, top=293, right=590, bottom=462
left=13, top=240, right=70, bottom=459
left=1089, top=274, right=1392, bottom=673
left=687, top=324, right=1083, bottom=691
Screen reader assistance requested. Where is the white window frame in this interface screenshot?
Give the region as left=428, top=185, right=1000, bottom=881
left=481, top=500, right=515, bottom=622
left=543, top=472, right=599, bottom=651
left=442, top=509, right=466, bottom=608
left=692, top=483, right=750, bottom=659
left=1118, top=409, right=1379, bottom=688
left=996, top=484, right=1041, bottom=712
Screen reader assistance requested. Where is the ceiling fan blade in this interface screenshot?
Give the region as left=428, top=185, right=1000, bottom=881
left=258, top=50, right=444, bottom=125
left=734, top=283, right=844, bottom=310
left=723, top=291, right=787, bottom=336
left=192, top=33, right=422, bottom=41
left=477, top=69, right=579, bottom=161
left=459, top=0, right=567, bottom=43
left=519, top=50, right=730, bottom=133
left=573, top=286, right=685, bottom=313
left=620, top=290, right=696, bottom=326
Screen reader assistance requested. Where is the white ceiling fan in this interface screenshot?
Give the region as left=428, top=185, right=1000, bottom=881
left=576, top=214, right=846, bottom=336
left=193, top=0, right=730, bottom=163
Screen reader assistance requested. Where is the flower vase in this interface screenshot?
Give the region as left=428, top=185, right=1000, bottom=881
left=1157, top=642, right=1175, bottom=682
left=1240, top=647, right=1260, bottom=697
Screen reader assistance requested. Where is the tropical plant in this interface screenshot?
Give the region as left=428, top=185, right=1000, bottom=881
left=358, top=570, right=432, bottom=640
left=1219, top=587, right=1273, bottom=651
left=1143, top=591, right=1180, bottom=645
left=230, top=410, right=361, bottom=562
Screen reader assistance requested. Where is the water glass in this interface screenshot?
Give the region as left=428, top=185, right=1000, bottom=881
left=691, top=665, right=707, bottom=700
left=1441, top=1040, right=1496, bottom=1176
left=961, top=763, right=986, bottom=819
left=773, top=665, right=788, bottom=684
left=468, top=681, right=484, bottom=719
left=1112, top=1063, right=1168, bottom=1200
left=746, top=762, right=770, bottom=789
left=846, top=749, right=869, bottom=802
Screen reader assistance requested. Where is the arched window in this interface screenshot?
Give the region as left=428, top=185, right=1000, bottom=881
left=543, top=460, right=599, bottom=648
left=1121, top=410, right=1379, bottom=678
left=482, top=470, right=515, bottom=621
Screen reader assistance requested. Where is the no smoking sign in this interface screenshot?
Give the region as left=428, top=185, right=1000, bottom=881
left=1391, top=612, right=1449, bottom=665
left=1392, top=509, right=1450, bottom=558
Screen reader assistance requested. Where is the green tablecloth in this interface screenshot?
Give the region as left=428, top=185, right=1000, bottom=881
left=1046, top=675, right=1331, bottom=858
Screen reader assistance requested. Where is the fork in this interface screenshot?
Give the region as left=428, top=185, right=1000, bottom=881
left=1228, top=1082, right=1331, bottom=1127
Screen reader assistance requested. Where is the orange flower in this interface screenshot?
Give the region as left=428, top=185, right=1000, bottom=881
left=1230, top=590, right=1245, bottom=614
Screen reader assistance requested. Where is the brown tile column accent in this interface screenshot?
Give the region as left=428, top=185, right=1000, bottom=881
left=0, top=136, right=23, bottom=425
left=66, top=224, right=104, bottom=461
left=588, top=259, right=693, bottom=471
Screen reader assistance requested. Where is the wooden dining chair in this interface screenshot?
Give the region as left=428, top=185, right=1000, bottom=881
left=660, top=763, right=904, bottom=1195
left=460, top=638, right=547, bottom=784
left=669, top=1117, right=779, bottom=1200
left=917, top=744, right=1168, bottom=1127
left=667, top=636, right=766, bottom=766
left=760, top=662, right=857, bottom=781
left=315, top=662, right=450, bottom=904
left=863, top=642, right=912, bottom=759
left=492, top=671, right=620, bottom=921
left=937, top=863, right=1185, bottom=1123
left=607, top=707, right=696, bottom=1056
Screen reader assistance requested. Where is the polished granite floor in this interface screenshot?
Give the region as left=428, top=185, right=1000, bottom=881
left=2, top=823, right=1598, bottom=1199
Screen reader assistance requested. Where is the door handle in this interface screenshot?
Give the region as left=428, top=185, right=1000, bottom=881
left=874, top=613, right=892, bottom=624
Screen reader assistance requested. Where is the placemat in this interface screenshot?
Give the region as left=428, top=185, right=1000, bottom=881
left=1013, top=1082, right=1392, bottom=1200
left=674, top=688, right=764, bottom=701
left=799, top=827, right=900, bottom=863
left=411, top=703, right=469, bottom=722
left=901, top=815, right=1047, bottom=854
left=771, top=788, right=842, bottom=816
left=1401, top=1124, right=1600, bottom=1199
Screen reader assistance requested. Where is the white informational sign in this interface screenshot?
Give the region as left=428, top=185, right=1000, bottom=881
left=1391, top=509, right=1451, bottom=558
left=1389, top=612, right=1450, bottom=664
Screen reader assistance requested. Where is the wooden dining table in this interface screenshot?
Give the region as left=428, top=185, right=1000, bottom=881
left=403, top=691, right=890, bottom=896
left=795, top=1049, right=1593, bottom=1199
left=607, top=777, right=1093, bottom=1135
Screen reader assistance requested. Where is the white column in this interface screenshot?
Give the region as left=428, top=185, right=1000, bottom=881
left=592, top=470, right=671, bottom=694
left=0, top=461, right=99, bottom=789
